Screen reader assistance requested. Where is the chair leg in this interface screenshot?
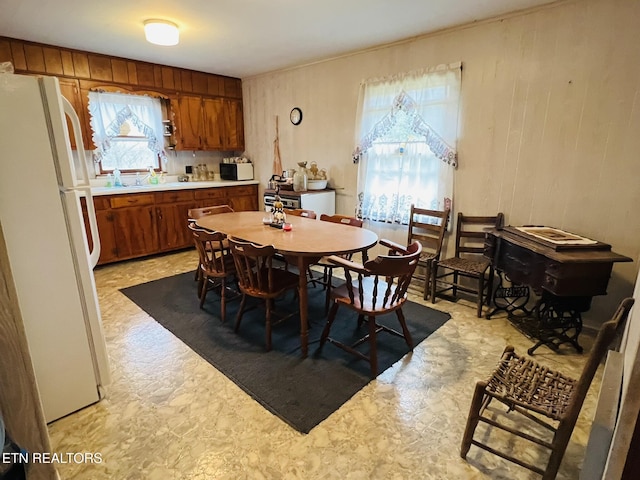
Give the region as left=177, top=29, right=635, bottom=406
left=234, top=294, right=247, bottom=332
left=368, top=315, right=378, bottom=377
left=476, top=275, right=485, bottom=318
left=324, top=267, right=333, bottom=315
left=543, top=421, right=573, bottom=480
left=199, top=275, right=209, bottom=309
left=430, top=261, right=437, bottom=304
left=424, top=262, right=432, bottom=301
left=395, top=309, right=413, bottom=349
left=486, top=267, right=495, bottom=306
left=461, top=380, right=488, bottom=458
left=265, top=298, right=273, bottom=351
left=220, top=278, right=227, bottom=323
left=319, top=302, right=340, bottom=347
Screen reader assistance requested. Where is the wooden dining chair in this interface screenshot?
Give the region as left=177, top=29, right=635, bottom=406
left=282, top=208, right=319, bottom=275
left=407, top=205, right=450, bottom=300
left=460, top=297, right=635, bottom=479
left=431, top=212, right=504, bottom=317
left=228, top=238, right=300, bottom=351
left=189, top=223, right=238, bottom=323
left=285, top=208, right=317, bottom=219
left=313, top=214, right=365, bottom=314
left=318, top=239, right=422, bottom=377
left=187, top=204, right=234, bottom=281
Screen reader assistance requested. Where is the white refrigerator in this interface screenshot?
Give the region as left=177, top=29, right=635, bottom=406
left=0, top=73, right=110, bottom=422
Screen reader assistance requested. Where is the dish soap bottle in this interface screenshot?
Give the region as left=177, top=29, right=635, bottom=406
left=293, top=162, right=308, bottom=192
left=113, top=168, right=122, bottom=187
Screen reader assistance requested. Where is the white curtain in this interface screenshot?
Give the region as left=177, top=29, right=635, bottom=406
left=353, top=62, right=461, bottom=223
left=88, top=91, right=166, bottom=164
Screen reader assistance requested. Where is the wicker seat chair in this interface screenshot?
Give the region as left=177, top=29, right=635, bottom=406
left=407, top=205, right=450, bottom=300
left=319, top=239, right=422, bottom=377
left=228, top=238, right=300, bottom=351
left=431, top=212, right=504, bottom=317
left=460, top=297, right=635, bottom=479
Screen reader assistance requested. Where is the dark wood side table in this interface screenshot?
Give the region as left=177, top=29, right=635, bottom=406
left=484, top=226, right=632, bottom=354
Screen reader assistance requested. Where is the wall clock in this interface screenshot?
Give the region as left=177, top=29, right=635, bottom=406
left=290, top=107, right=302, bottom=125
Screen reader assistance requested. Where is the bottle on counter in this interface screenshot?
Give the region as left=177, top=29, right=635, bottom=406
left=113, top=168, right=122, bottom=187
left=293, top=162, right=308, bottom=192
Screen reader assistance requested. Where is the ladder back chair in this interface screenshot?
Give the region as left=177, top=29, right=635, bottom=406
left=187, top=204, right=234, bottom=281
left=228, top=238, right=300, bottom=351
left=460, top=297, right=635, bottom=480
left=313, top=214, right=365, bottom=314
left=432, top=212, right=504, bottom=317
left=189, top=223, right=238, bottom=323
left=407, top=205, right=450, bottom=300
left=319, top=239, right=422, bottom=378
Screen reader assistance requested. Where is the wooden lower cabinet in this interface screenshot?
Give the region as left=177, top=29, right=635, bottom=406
left=86, top=185, right=258, bottom=265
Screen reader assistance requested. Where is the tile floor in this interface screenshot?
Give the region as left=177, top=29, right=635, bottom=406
left=48, top=250, right=600, bottom=479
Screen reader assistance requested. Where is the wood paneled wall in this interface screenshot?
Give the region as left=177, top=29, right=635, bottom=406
left=242, top=0, right=640, bottom=326
left=0, top=36, right=241, bottom=98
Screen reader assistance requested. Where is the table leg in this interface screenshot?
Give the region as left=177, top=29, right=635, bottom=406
left=297, top=256, right=309, bottom=357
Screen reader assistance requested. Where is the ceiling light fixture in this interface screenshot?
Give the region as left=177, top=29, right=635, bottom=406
left=144, top=19, right=179, bottom=46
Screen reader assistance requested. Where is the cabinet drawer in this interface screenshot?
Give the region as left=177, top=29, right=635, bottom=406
left=110, top=194, right=155, bottom=209
left=194, top=188, right=226, bottom=200
left=225, top=185, right=256, bottom=196
left=93, top=197, right=111, bottom=210
left=155, top=190, right=194, bottom=203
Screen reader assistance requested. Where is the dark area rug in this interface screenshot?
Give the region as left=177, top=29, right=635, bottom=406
left=120, top=271, right=450, bottom=433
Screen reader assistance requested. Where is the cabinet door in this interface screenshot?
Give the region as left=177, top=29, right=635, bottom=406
left=57, top=78, right=86, bottom=149
left=96, top=210, right=119, bottom=264
left=175, top=95, right=203, bottom=150
left=112, top=206, right=159, bottom=258
left=202, top=97, right=224, bottom=150
left=223, top=99, right=244, bottom=151
left=157, top=202, right=198, bottom=251
left=225, top=185, right=258, bottom=211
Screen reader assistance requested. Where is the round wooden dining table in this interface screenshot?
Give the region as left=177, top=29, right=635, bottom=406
left=196, top=210, right=379, bottom=357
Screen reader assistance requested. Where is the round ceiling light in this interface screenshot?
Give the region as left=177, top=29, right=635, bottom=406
left=144, top=19, right=179, bottom=46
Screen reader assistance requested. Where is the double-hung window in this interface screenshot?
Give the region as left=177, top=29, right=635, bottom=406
left=353, top=63, right=461, bottom=224
left=88, top=91, right=167, bottom=173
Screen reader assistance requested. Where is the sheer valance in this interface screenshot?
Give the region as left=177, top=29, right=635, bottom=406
left=88, top=91, right=166, bottom=164
left=353, top=62, right=461, bottom=167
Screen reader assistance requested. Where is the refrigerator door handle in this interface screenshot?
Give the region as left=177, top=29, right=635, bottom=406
left=61, top=96, right=91, bottom=189
left=78, top=186, right=102, bottom=268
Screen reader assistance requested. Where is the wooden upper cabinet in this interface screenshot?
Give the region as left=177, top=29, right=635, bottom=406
left=173, top=95, right=244, bottom=152
left=175, top=95, right=204, bottom=150
left=202, top=97, right=224, bottom=150
left=57, top=78, right=88, bottom=150
left=223, top=99, right=244, bottom=151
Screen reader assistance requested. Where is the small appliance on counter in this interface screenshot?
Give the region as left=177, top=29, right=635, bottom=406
left=220, top=162, right=254, bottom=180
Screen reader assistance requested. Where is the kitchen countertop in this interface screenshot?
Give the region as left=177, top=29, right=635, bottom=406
left=91, top=180, right=259, bottom=196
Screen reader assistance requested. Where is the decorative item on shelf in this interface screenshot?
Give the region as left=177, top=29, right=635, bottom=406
left=293, top=162, right=308, bottom=192
left=305, top=161, right=329, bottom=189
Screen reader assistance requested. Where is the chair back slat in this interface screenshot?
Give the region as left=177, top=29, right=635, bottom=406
left=357, top=240, right=422, bottom=310
left=407, top=205, right=450, bottom=258
left=454, top=212, right=504, bottom=257
left=319, top=214, right=364, bottom=228
left=286, top=208, right=317, bottom=219
left=189, top=224, right=232, bottom=276
left=229, top=238, right=280, bottom=295
left=188, top=204, right=234, bottom=221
